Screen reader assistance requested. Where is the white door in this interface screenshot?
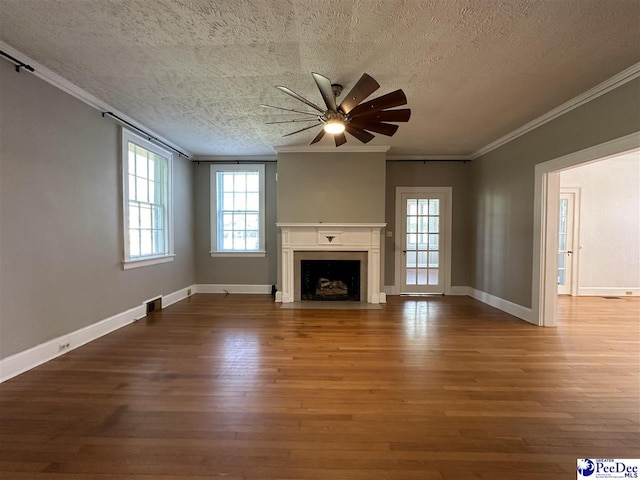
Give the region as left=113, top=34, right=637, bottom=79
left=399, top=190, right=449, bottom=294
left=557, top=191, right=576, bottom=295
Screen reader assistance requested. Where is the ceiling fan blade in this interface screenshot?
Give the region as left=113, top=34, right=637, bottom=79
left=348, top=89, right=407, bottom=118
left=351, top=108, right=411, bottom=123
left=282, top=124, right=322, bottom=137
left=338, top=73, right=380, bottom=114
left=345, top=125, right=375, bottom=144
left=349, top=120, right=399, bottom=136
left=312, top=72, right=337, bottom=112
left=275, top=86, right=325, bottom=113
left=260, top=104, right=320, bottom=116
left=266, top=118, right=320, bottom=124
left=310, top=129, right=326, bottom=144
left=334, top=132, right=347, bottom=147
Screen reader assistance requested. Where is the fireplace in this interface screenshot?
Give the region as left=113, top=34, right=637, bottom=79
left=302, top=260, right=360, bottom=301
left=277, top=223, right=385, bottom=304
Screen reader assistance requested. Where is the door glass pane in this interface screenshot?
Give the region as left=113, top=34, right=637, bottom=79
left=558, top=253, right=565, bottom=269
left=429, top=199, right=439, bottom=215
left=406, top=269, right=417, bottom=285
left=429, top=216, right=439, bottom=233
left=558, top=269, right=565, bottom=286
left=417, top=269, right=427, bottom=285
left=559, top=234, right=566, bottom=251
left=417, top=251, right=427, bottom=268
left=418, top=199, right=428, bottom=215
left=429, top=251, right=439, bottom=268
left=407, top=217, right=417, bottom=233
left=418, top=234, right=428, bottom=250
left=428, top=234, right=439, bottom=250
left=407, top=199, right=417, bottom=215
left=428, top=269, right=439, bottom=285
left=406, top=234, right=417, bottom=250
left=418, top=217, right=428, bottom=233
left=406, top=251, right=417, bottom=268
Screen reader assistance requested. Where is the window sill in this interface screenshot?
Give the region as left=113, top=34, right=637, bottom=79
left=209, top=251, right=266, bottom=258
left=123, top=254, right=176, bottom=270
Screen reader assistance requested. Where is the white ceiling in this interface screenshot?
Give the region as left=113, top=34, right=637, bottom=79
left=1, top=0, right=639, bottom=157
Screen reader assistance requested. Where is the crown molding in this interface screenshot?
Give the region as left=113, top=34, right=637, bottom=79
left=273, top=145, right=390, bottom=153
left=471, top=61, right=640, bottom=159
left=386, top=154, right=470, bottom=161
left=0, top=40, right=192, bottom=158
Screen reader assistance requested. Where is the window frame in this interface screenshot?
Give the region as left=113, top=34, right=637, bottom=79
left=122, top=129, right=175, bottom=270
left=210, top=163, right=266, bottom=257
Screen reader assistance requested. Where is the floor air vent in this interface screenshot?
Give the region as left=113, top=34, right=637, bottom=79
left=146, top=297, right=162, bottom=314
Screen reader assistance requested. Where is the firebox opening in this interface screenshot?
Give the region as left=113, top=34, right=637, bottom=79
left=301, top=260, right=360, bottom=301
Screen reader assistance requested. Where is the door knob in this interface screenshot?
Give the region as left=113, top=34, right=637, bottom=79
left=567, top=250, right=573, bottom=255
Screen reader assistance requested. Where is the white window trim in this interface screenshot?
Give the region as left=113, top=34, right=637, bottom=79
left=122, top=129, right=174, bottom=269
left=210, top=164, right=266, bottom=257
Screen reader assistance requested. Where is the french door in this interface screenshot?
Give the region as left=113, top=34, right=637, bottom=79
left=396, top=187, right=451, bottom=294
left=558, top=190, right=578, bottom=295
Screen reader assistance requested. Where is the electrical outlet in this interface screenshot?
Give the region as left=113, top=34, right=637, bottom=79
left=58, top=342, right=70, bottom=352
left=386, top=231, right=393, bottom=237
left=625, top=291, right=633, bottom=296
left=187, top=288, right=192, bottom=296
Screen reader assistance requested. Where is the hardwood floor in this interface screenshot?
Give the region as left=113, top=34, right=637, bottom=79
left=1, top=294, right=638, bottom=479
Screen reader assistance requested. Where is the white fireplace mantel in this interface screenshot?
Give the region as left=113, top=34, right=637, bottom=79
left=276, top=223, right=386, bottom=304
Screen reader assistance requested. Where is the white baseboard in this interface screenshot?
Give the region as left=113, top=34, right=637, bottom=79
left=384, top=285, right=396, bottom=295
left=0, top=284, right=195, bottom=384
left=379, top=292, right=387, bottom=303
left=468, top=287, right=534, bottom=324
left=577, top=287, right=639, bottom=297
left=195, top=284, right=272, bottom=294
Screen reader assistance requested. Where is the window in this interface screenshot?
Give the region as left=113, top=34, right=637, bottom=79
left=210, top=164, right=265, bottom=257
left=122, top=129, right=174, bottom=269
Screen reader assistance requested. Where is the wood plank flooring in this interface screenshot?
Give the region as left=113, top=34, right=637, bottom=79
left=1, top=294, right=638, bottom=479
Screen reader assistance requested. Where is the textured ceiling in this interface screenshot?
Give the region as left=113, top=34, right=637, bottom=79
left=1, top=0, right=639, bottom=157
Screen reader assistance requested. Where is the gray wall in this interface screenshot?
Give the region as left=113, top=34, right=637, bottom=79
left=277, top=152, right=386, bottom=223
left=384, top=161, right=472, bottom=287
left=194, top=162, right=278, bottom=285
left=0, top=63, right=196, bottom=359
left=470, top=79, right=640, bottom=308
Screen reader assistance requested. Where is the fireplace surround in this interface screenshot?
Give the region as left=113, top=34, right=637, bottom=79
left=276, top=223, right=385, bottom=303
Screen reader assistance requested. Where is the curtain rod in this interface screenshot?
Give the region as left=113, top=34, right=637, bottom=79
left=0, top=49, right=34, bottom=72
left=102, top=111, right=191, bottom=159
left=194, top=159, right=277, bottom=164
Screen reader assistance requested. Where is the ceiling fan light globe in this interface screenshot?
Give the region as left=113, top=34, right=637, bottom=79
left=324, top=120, right=345, bottom=134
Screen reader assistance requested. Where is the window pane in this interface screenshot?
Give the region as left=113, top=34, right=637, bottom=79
left=129, top=230, right=140, bottom=257
left=233, top=230, right=245, bottom=250
left=233, top=213, right=245, bottom=230
left=152, top=205, right=163, bottom=229
left=135, top=148, right=147, bottom=179
left=223, top=231, right=233, bottom=249
left=234, top=173, right=246, bottom=191
left=223, top=213, right=233, bottom=229
left=234, top=193, right=246, bottom=210
left=222, top=193, right=233, bottom=210
left=128, top=144, right=136, bottom=175
left=429, top=216, right=439, bottom=233
left=128, top=176, right=136, bottom=201
left=247, top=193, right=259, bottom=211
left=153, top=229, right=165, bottom=254
left=246, top=173, right=259, bottom=192
left=140, top=205, right=151, bottom=229
left=140, top=229, right=153, bottom=256
left=246, top=214, right=258, bottom=230
left=129, top=203, right=139, bottom=229
left=246, top=231, right=258, bottom=250
left=137, top=177, right=148, bottom=202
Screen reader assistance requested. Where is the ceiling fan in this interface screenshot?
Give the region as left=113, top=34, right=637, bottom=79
left=261, top=72, right=411, bottom=147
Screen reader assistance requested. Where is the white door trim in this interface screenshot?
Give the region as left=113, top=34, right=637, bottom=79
left=394, top=186, right=452, bottom=295
left=532, top=132, right=640, bottom=326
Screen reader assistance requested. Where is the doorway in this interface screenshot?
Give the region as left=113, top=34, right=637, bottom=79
left=533, top=133, right=639, bottom=326
left=395, top=187, right=452, bottom=295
